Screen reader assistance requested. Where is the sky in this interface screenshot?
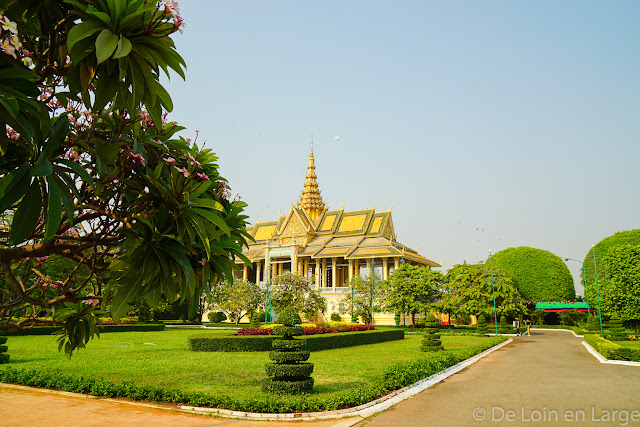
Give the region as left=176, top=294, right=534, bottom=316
left=161, top=1, right=640, bottom=295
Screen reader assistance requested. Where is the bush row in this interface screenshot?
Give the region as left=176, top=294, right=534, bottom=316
left=0, top=336, right=505, bottom=413
left=6, top=324, right=165, bottom=336
left=585, top=334, right=640, bottom=362
left=237, top=324, right=375, bottom=336
left=189, top=330, right=405, bottom=352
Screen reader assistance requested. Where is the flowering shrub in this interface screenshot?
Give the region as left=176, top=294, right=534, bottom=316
left=0, top=1, right=250, bottom=357
left=238, top=324, right=375, bottom=336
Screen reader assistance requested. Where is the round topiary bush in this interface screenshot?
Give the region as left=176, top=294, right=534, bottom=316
left=499, top=315, right=511, bottom=334
left=208, top=311, right=227, bottom=324
left=394, top=312, right=401, bottom=326
left=488, top=247, right=575, bottom=301
left=330, top=312, right=341, bottom=322
left=606, top=314, right=628, bottom=341
left=420, top=314, right=443, bottom=352
left=263, top=307, right=313, bottom=394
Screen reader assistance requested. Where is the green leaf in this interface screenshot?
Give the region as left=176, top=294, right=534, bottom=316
left=44, top=178, right=63, bottom=241
left=190, top=207, right=231, bottom=236
left=95, top=28, right=119, bottom=64
left=52, top=174, right=75, bottom=225
left=150, top=79, right=173, bottom=111
left=0, top=92, right=19, bottom=117
left=9, top=180, right=42, bottom=245
left=109, top=280, right=138, bottom=322
left=112, top=35, right=132, bottom=59
left=190, top=197, right=224, bottom=212
left=66, top=20, right=104, bottom=52
left=0, top=164, right=30, bottom=199
left=56, top=158, right=95, bottom=187
left=32, top=152, right=54, bottom=177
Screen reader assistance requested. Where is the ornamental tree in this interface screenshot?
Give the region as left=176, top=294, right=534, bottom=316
left=205, top=279, right=264, bottom=324
left=386, top=264, right=443, bottom=327
left=340, top=273, right=385, bottom=325
left=0, top=1, right=251, bottom=356
left=599, top=244, right=640, bottom=333
left=583, top=230, right=640, bottom=316
left=270, top=273, right=326, bottom=321
left=442, top=262, right=526, bottom=320
left=488, top=247, right=575, bottom=301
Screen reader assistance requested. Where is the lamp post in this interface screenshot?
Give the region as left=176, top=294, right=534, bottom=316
left=371, top=256, right=375, bottom=326
left=564, top=258, right=590, bottom=315
left=489, top=250, right=498, bottom=335
left=592, top=245, right=604, bottom=337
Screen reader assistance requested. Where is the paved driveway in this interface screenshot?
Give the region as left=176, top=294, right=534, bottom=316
left=357, top=331, right=640, bottom=426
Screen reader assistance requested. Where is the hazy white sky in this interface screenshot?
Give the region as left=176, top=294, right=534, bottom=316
left=162, top=1, right=640, bottom=294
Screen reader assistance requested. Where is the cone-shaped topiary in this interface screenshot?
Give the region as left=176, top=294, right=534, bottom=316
left=420, top=314, right=443, bottom=352
left=0, top=333, right=8, bottom=364
left=476, top=314, right=488, bottom=335
left=499, top=315, right=511, bottom=334
left=262, top=307, right=313, bottom=394
left=586, top=314, right=598, bottom=332
left=394, top=312, right=401, bottom=326
left=606, top=314, right=628, bottom=341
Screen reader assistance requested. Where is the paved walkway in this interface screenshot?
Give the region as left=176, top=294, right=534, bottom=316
left=357, top=331, right=640, bottom=426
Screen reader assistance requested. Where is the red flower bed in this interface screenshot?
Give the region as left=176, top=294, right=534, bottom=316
left=237, top=324, right=375, bottom=336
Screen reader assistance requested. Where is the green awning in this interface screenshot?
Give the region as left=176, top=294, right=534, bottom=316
left=535, top=302, right=589, bottom=311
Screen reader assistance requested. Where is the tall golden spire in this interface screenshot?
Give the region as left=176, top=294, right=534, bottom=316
left=296, top=137, right=326, bottom=221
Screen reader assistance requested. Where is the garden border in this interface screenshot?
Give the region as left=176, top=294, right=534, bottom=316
left=179, top=338, right=513, bottom=421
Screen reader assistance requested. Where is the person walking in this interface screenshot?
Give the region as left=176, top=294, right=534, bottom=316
left=514, top=317, right=521, bottom=336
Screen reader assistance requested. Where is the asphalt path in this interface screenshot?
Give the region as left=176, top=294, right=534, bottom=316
left=357, top=331, right=640, bottom=426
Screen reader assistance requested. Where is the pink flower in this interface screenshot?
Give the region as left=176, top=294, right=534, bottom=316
left=196, top=172, right=209, bottom=181
left=1, top=38, right=16, bottom=58
left=175, top=166, right=190, bottom=177
left=198, top=259, right=207, bottom=266
left=164, top=157, right=176, bottom=165
left=37, top=256, right=49, bottom=263
left=82, top=293, right=99, bottom=307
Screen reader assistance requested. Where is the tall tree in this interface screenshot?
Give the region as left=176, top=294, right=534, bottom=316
left=0, top=1, right=251, bottom=356
left=600, top=245, right=640, bottom=333
left=386, top=264, right=443, bottom=326
left=440, top=262, right=526, bottom=321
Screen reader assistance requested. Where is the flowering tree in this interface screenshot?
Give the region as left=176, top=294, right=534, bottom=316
left=340, top=274, right=386, bottom=325
left=205, top=279, right=264, bottom=324
left=270, top=273, right=326, bottom=321
left=385, top=264, right=443, bottom=326
left=0, top=1, right=251, bottom=356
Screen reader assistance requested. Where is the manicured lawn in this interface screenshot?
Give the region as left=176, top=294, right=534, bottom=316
left=613, top=340, right=640, bottom=349
left=3, top=329, right=493, bottom=400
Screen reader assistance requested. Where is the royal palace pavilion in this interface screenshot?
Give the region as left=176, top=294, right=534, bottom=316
left=234, top=141, right=440, bottom=324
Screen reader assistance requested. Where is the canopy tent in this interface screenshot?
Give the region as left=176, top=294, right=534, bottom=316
left=535, top=302, right=590, bottom=312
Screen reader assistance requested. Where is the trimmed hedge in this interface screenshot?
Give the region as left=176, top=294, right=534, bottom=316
left=265, top=362, right=314, bottom=379
left=273, top=339, right=306, bottom=351
left=272, top=326, right=304, bottom=338
left=0, top=337, right=6, bottom=344
left=262, top=377, right=314, bottom=395
left=585, top=334, right=640, bottom=362
left=6, top=323, right=165, bottom=336
left=189, top=330, right=405, bottom=352
left=269, top=350, right=310, bottom=364
left=0, top=336, right=505, bottom=413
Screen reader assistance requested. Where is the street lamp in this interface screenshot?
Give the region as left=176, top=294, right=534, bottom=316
left=592, top=245, right=604, bottom=337
left=564, top=258, right=590, bottom=315
left=371, top=256, right=375, bottom=326
left=489, top=250, right=498, bottom=335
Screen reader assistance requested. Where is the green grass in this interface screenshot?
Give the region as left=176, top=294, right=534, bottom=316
left=613, top=340, right=640, bottom=349
left=3, top=329, right=491, bottom=400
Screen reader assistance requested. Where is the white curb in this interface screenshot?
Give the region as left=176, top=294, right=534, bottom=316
left=582, top=341, right=640, bottom=367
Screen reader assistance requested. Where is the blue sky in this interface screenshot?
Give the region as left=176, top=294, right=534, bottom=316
left=162, top=1, right=640, bottom=294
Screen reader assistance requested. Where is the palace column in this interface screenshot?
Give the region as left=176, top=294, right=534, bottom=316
left=354, top=259, right=359, bottom=277
left=348, top=259, right=354, bottom=283
left=321, top=259, right=327, bottom=287
left=243, top=264, right=248, bottom=282
left=304, top=259, right=309, bottom=279
left=256, top=261, right=261, bottom=284
left=394, top=258, right=400, bottom=269
left=332, top=257, right=337, bottom=289
left=366, top=258, right=371, bottom=278
left=382, top=258, right=388, bottom=280
left=315, top=259, right=321, bottom=287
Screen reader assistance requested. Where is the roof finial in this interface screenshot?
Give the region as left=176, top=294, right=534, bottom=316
left=296, top=136, right=326, bottom=221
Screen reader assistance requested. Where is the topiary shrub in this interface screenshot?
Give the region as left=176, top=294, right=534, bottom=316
left=330, top=312, right=341, bottom=322
left=262, top=307, right=313, bottom=394
left=476, top=315, right=488, bottom=335
left=207, top=311, right=227, bottom=324
left=416, top=318, right=426, bottom=328
left=606, top=314, right=628, bottom=341
left=586, top=314, right=599, bottom=332
left=394, top=312, right=401, bottom=326
left=0, top=334, right=7, bottom=364
left=250, top=311, right=266, bottom=327
left=488, top=247, right=575, bottom=301
left=498, top=315, right=510, bottom=334
left=420, top=314, right=443, bottom=352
